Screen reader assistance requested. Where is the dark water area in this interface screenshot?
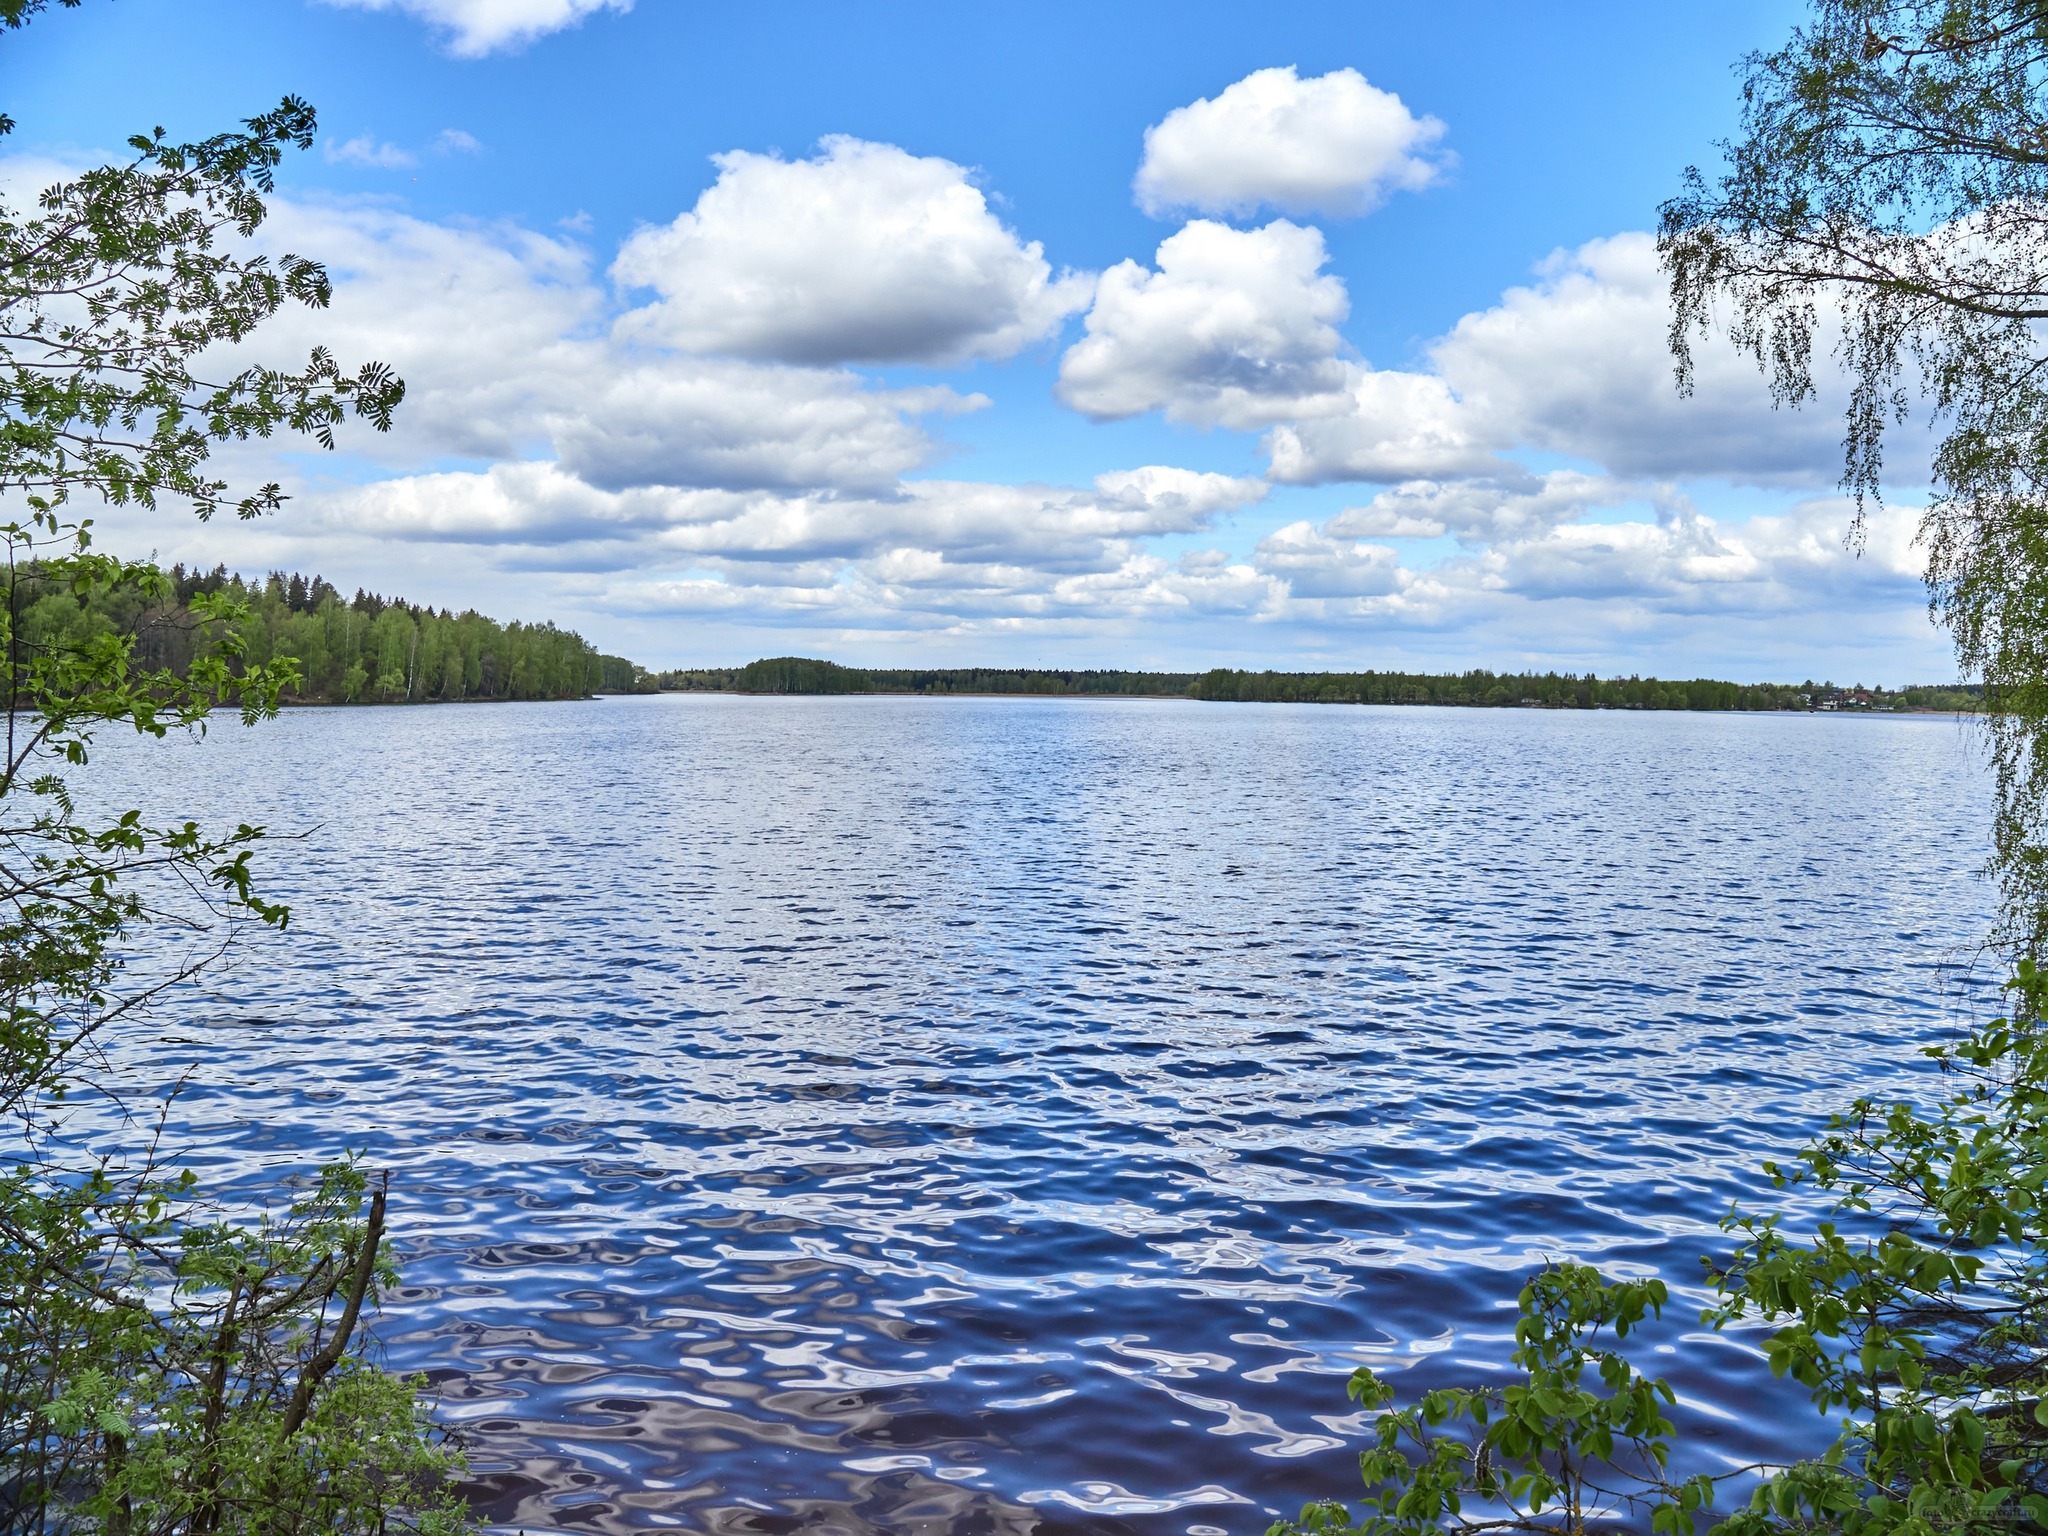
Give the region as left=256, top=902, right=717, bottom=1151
left=70, top=695, right=1997, bottom=1534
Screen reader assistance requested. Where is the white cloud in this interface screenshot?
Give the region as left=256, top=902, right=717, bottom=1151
left=1255, top=494, right=1927, bottom=631
left=34, top=145, right=1933, bottom=675
left=323, top=128, right=480, bottom=168
left=611, top=137, right=1092, bottom=366
left=324, top=134, right=417, bottom=169
left=997, top=491, right=1906, bottom=669
left=235, top=198, right=603, bottom=466
left=223, top=198, right=972, bottom=497
left=120, top=453, right=1939, bottom=670
left=607, top=545, right=1288, bottom=636
left=1257, top=233, right=1872, bottom=489
left=1466, top=496, right=1926, bottom=613
left=1056, top=224, right=1807, bottom=488
left=319, top=0, right=631, bottom=57
left=260, top=465, right=1295, bottom=645
left=1057, top=220, right=1352, bottom=428
left=548, top=366, right=985, bottom=494
left=1431, top=233, right=1853, bottom=486
left=1091, top=465, right=1268, bottom=517
left=1135, top=66, right=1448, bottom=220
left=323, top=461, right=657, bottom=545
left=1324, top=504, right=1447, bottom=540
left=1328, top=472, right=1639, bottom=545
left=306, top=463, right=1257, bottom=576
left=1262, top=365, right=1507, bottom=484
left=1254, top=521, right=1406, bottom=597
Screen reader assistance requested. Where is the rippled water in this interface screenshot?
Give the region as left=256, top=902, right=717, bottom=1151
left=70, top=695, right=1998, bottom=1534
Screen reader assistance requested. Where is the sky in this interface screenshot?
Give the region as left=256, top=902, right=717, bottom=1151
left=3, top=0, right=1959, bottom=683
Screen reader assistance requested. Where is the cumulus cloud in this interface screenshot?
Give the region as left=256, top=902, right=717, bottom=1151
left=1254, top=521, right=1406, bottom=597
left=147, top=451, right=1936, bottom=664
left=1431, top=233, right=1854, bottom=486
left=1324, top=503, right=1448, bottom=540
left=1092, top=465, right=1268, bottom=517
left=1255, top=233, right=1876, bottom=489
left=319, top=0, right=631, bottom=57
left=611, top=137, right=1092, bottom=366
left=1136, top=67, right=1448, bottom=221
left=233, top=199, right=605, bottom=466
left=608, top=545, right=1287, bottom=635
left=308, top=467, right=1264, bottom=586
left=1328, top=472, right=1639, bottom=545
left=1248, top=494, right=1926, bottom=634
left=1045, top=225, right=1865, bottom=493
left=1263, top=367, right=1506, bottom=483
left=1055, top=225, right=1823, bottom=488
left=319, top=459, right=1900, bottom=645
left=434, top=128, right=484, bottom=154
left=49, top=139, right=1932, bottom=671
left=323, top=461, right=660, bottom=545
left=548, top=367, right=984, bottom=495
left=218, top=197, right=974, bottom=497
left=1467, top=495, right=1926, bottom=612
left=1057, top=220, right=1352, bottom=427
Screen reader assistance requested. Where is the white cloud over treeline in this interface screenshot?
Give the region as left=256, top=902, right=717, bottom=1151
left=14, top=59, right=1947, bottom=675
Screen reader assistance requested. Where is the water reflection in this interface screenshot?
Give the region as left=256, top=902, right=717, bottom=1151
left=70, top=696, right=1994, bottom=1532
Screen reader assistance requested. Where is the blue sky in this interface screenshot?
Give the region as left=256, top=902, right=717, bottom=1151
left=6, top=0, right=1952, bottom=683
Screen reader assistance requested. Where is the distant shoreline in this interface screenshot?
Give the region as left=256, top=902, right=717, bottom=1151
left=274, top=693, right=605, bottom=708
left=645, top=689, right=1189, bottom=701
left=660, top=658, right=1983, bottom=715
left=630, top=690, right=1982, bottom=717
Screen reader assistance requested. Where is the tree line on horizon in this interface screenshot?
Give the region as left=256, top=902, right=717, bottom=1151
left=661, top=656, right=1199, bottom=697
left=651, top=656, right=1982, bottom=712
left=1184, top=668, right=1979, bottom=711
left=20, top=563, right=658, bottom=706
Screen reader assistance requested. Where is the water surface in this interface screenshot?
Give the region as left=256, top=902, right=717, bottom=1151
left=75, top=696, right=1995, bottom=1534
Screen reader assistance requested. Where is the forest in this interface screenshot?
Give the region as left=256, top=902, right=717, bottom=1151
left=1185, top=668, right=1981, bottom=711
left=676, top=656, right=1199, bottom=696
left=663, top=657, right=1982, bottom=712
left=18, top=564, right=657, bottom=705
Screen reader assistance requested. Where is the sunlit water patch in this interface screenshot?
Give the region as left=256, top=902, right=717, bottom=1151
left=64, top=696, right=1996, bottom=1534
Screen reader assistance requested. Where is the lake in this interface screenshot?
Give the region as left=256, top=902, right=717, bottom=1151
left=72, top=694, right=1996, bottom=1535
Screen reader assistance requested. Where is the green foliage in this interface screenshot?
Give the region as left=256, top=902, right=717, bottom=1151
left=0, top=14, right=467, bottom=1530
left=0, top=518, right=298, bottom=1130
left=1281, top=964, right=2048, bottom=1536
left=1272, top=1265, right=1715, bottom=1536
left=1659, top=0, right=2048, bottom=949
left=593, top=651, right=654, bottom=694
left=0, top=0, right=79, bottom=34
left=1577, top=11, right=2048, bottom=1524
left=36, top=563, right=645, bottom=706
left=1703, top=960, right=2048, bottom=1535
left=0, top=102, right=402, bottom=523
left=2, top=1159, right=468, bottom=1536
left=0, top=524, right=472, bottom=1536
